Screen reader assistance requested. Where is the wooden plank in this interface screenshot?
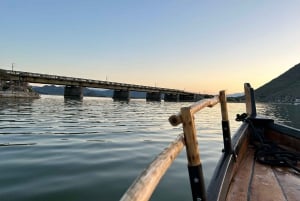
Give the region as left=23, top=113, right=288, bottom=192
left=226, top=148, right=254, bottom=201
left=120, top=134, right=184, bottom=201
left=273, top=167, right=300, bottom=201
left=250, top=161, right=286, bottom=201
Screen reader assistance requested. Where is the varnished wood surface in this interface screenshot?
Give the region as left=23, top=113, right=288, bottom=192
left=250, top=160, right=286, bottom=201
left=226, top=148, right=254, bottom=201
left=120, top=134, right=184, bottom=201
left=226, top=146, right=300, bottom=201
left=180, top=107, right=201, bottom=166
left=273, top=167, right=300, bottom=201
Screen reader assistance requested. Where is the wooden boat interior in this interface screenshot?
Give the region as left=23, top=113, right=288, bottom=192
left=120, top=83, right=300, bottom=201
left=215, top=117, right=300, bottom=201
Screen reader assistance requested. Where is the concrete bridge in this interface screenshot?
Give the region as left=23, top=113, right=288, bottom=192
left=0, top=69, right=210, bottom=101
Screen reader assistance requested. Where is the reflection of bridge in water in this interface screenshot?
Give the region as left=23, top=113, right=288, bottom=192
left=0, top=69, right=212, bottom=101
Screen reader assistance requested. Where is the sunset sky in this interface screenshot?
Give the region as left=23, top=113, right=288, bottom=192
left=1, top=1, right=299, bottom=94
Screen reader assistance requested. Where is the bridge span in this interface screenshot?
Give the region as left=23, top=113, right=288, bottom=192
left=0, top=69, right=209, bottom=101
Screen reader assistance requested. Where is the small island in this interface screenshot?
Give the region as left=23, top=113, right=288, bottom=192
left=0, top=80, right=40, bottom=99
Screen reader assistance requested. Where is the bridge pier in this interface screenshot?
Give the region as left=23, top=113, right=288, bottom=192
left=164, top=93, right=179, bottom=102
left=194, top=94, right=204, bottom=101
left=179, top=94, right=196, bottom=102
left=64, top=85, right=83, bottom=99
left=113, top=89, right=130, bottom=101
left=146, top=92, right=161, bottom=102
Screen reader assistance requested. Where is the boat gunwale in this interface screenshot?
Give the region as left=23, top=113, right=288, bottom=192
left=206, top=122, right=251, bottom=201
left=269, top=123, right=300, bottom=139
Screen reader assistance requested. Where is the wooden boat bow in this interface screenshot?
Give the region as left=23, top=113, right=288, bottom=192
left=120, top=83, right=300, bottom=201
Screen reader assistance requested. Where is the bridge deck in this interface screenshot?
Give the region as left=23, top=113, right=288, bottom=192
left=0, top=69, right=197, bottom=95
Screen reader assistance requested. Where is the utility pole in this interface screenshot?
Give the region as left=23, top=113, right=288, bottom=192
left=12, top=63, right=14, bottom=71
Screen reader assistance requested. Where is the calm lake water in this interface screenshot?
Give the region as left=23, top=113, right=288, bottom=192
left=0, top=96, right=299, bottom=201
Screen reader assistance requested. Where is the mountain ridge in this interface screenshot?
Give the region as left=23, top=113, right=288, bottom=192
left=254, top=63, right=300, bottom=102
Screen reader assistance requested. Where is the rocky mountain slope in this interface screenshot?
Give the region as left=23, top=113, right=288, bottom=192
left=255, top=63, right=300, bottom=102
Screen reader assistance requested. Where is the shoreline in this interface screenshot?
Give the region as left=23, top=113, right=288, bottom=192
left=0, top=90, right=40, bottom=99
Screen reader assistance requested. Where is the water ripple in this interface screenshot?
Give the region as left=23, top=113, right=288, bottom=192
left=0, top=96, right=298, bottom=201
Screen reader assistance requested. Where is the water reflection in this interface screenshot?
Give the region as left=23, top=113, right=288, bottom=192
left=0, top=98, right=36, bottom=111
left=257, top=103, right=300, bottom=129
left=64, top=98, right=83, bottom=106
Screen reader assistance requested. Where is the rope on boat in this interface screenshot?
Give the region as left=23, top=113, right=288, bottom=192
left=236, top=113, right=300, bottom=173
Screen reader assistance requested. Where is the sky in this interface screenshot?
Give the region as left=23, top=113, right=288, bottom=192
left=1, top=1, right=300, bottom=94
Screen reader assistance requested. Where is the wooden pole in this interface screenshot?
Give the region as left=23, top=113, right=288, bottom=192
left=219, top=90, right=228, bottom=121
left=168, top=112, right=182, bottom=126
left=169, top=96, right=219, bottom=126
left=219, top=90, right=234, bottom=155
left=244, top=83, right=257, bottom=117
left=120, top=134, right=185, bottom=201
left=181, top=107, right=207, bottom=201
left=190, top=96, right=219, bottom=115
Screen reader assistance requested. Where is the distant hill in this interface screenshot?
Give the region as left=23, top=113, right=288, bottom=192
left=228, top=92, right=244, bottom=97
left=33, top=85, right=64, bottom=95
left=254, top=63, right=300, bottom=103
